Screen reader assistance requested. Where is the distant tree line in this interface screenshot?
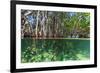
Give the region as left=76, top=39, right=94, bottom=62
left=21, top=9, right=90, bottom=39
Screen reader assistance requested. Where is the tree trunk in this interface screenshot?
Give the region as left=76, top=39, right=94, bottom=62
left=36, top=10, right=39, bottom=38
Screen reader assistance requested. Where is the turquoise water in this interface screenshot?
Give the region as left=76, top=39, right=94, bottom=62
left=21, top=39, right=90, bottom=63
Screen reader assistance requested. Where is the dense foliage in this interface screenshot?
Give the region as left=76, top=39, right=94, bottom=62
left=21, top=10, right=90, bottom=38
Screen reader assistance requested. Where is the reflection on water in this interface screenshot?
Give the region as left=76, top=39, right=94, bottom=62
left=21, top=39, right=90, bottom=63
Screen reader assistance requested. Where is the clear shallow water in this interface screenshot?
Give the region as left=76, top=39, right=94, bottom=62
left=21, top=39, right=90, bottom=63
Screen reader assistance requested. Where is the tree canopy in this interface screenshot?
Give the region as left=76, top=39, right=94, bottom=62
left=21, top=10, right=90, bottom=39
